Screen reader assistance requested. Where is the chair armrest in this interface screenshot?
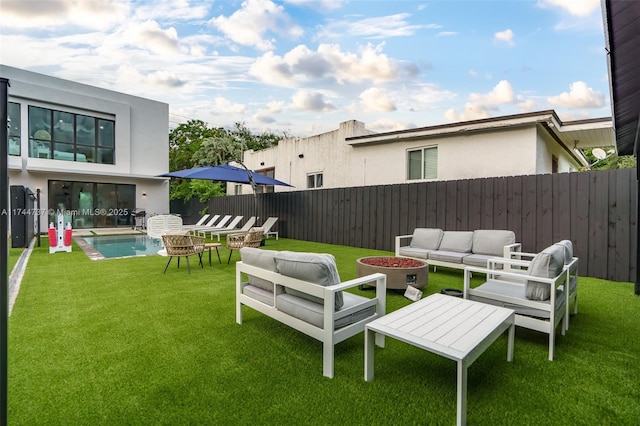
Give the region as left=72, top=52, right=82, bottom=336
left=328, top=272, right=387, bottom=292
left=487, top=257, right=531, bottom=269
left=395, top=234, right=414, bottom=256
left=503, top=243, right=521, bottom=257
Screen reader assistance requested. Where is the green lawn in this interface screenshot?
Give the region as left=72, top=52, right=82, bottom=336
left=8, top=238, right=640, bottom=425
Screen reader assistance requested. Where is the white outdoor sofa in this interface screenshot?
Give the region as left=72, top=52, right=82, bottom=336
left=395, top=228, right=518, bottom=271
left=463, top=241, right=578, bottom=360
left=236, top=247, right=386, bottom=378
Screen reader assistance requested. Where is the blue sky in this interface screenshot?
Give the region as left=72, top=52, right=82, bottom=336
left=0, top=0, right=608, bottom=136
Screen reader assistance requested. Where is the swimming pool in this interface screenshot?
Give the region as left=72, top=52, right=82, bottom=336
left=79, top=234, right=163, bottom=259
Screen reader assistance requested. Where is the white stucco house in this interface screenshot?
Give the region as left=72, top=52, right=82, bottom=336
left=240, top=111, right=614, bottom=193
left=2, top=65, right=169, bottom=230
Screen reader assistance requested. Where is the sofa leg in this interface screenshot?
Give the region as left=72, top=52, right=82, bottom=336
left=323, top=343, right=334, bottom=378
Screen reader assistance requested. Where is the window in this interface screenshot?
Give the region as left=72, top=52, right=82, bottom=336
left=256, top=168, right=276, bottom=193
left=552, top=155, right=558, bottom=173
left=8, top=102, right=20, bottom=156
left=307, top=173, right=323, bottom=189
left=28, top=106, right=115, bottom=164
left=407, top=146, right=437, bottom=180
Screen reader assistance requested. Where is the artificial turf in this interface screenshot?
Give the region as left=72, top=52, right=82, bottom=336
left=7, top=237, right=640, bottom=425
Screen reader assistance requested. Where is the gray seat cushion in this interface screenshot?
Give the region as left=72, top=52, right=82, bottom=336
left=276, top=292, right=374, bottom=329
left=472, top=230, right=516, bottom=256
left=526, top=245, right=565, bottom=301
left=398, top=246, right=433, bottom=259
left=428, top=250, right=469, bottom=264
left=470, top=280, right=565, bottom=319
left=439, top=231, right=474, bottom=253
left=275, top=251, right=344, bottom=310
left=240, top=247, right=278, bottom=291
left=462, top=253, right=494, bottom=267
left=410, top=228, right=444, bottom=250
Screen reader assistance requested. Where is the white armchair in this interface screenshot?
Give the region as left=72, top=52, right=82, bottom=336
left=464, top=243, right=577, bottom=360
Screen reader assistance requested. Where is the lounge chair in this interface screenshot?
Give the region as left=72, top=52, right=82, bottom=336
left=259, top=217, right=279, bottom=239
left=184, top=214, right=220, bottom=232
left=210, top=215, right=244, bottom=235
left=194, top=214, right=233, bottom=236
left=208, top=216, right=256, bottom=241
left=187, top=214, right=210, bottom=228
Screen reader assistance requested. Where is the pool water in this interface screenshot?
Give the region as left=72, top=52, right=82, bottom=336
left=81, top=234, right=163, bottom=259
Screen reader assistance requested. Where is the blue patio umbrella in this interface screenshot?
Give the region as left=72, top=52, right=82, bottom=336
left=157, top=164, right=293, bottom=225
left=157, top=164, right=293, bottom=187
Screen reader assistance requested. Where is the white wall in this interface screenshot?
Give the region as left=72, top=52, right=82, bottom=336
left=1, top=65, right=170, bottom=224
left=242, top=120, right=373, bottom=193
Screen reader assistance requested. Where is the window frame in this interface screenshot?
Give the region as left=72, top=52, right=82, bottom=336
left=28, top=105, right=115, bottom=164
left=307, top=172, right=323, bottom=189
left=407, top=145, right=438, bottom=181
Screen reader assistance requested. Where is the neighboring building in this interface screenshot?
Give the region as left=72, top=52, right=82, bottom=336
left=2, top=65, right=169, bottom=230
left=241, top=111, right=614, bottom=193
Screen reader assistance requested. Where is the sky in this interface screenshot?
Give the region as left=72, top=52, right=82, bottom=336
left=0, top=0, right=610, bottom=137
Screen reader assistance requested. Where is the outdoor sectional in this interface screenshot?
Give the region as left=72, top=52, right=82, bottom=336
left=235, top=247, right=387, bottom=378
left=395, top=228, right=518, bottom=270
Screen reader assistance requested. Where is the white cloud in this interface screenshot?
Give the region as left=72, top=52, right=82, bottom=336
left=469, top=80, right=515, bottom=104
left=133, top=0, right=211, bottom=21
left=547, top=81, right=605, bottom=108
left=368, top=118, right=416, bottom=133
left=291, top=90, right=336, bottom=112
left=209, top=0, right=303, bottom=51
left=437, top=31, right=457, bottom=37
left=317, top=13, right=424, bottom=40
left=494, top=29, right=514, bottom=45
left=121, top=20, right=181, bottom=54
left=284, top=0, right=345, bottom=10
left=253, top=101, right=286, bottom=124
left=359, top=87, right=397, bottom=112
left=249, top=42, right=406, bottom=87
left=536, top=0, right=600, bottom=17
left=445, top=80, right=516, bottom=121
left=213, top=96, right=248, bottom=114
left=0, top=0, right=130, bottom=30
left=444, top=103, right=496, bottom=122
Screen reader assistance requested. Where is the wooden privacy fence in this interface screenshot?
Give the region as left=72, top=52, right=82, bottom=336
left=173, top=169, right=636, bottom=283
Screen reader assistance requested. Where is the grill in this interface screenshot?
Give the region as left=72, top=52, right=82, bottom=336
left=132, top=208, right=146, bottom=230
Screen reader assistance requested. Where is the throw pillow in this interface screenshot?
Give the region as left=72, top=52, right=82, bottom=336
left=525, top=245, right=565, bottom=301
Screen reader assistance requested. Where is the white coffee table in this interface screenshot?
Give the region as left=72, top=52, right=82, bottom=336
left=365, top=293, right=515, bottom=426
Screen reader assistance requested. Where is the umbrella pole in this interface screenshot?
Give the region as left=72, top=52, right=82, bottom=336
left=236, top=162, right=260, bottom=226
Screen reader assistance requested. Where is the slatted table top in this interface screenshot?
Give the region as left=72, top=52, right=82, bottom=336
left=366, top=293, right=514, bottom=362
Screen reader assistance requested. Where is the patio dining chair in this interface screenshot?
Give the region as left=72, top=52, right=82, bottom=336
left=161, top=233, right=205, bottom=274
left=226, top=228, right=264, bottom=264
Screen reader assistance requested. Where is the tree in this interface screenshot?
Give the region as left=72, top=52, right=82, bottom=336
left=168, top=120, right=227, bottom=203
left=580, top=148, right=636, bottom=171
left=168, top=120, right=283, bottom=203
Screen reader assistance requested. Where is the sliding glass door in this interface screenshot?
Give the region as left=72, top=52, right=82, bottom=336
left=48, top=180, right=135, bottom=228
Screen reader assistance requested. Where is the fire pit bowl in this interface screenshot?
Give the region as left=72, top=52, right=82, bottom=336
left=356, top=256, right=428, bottom=290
